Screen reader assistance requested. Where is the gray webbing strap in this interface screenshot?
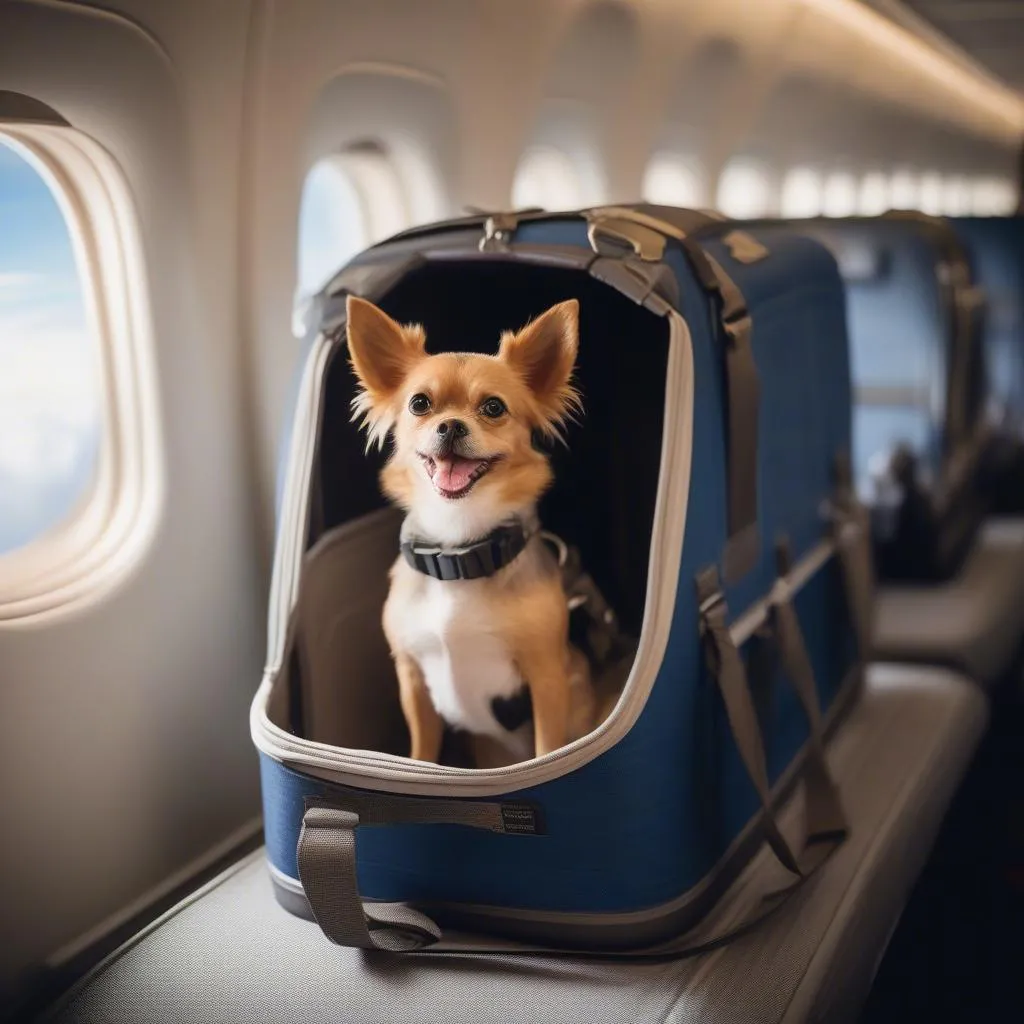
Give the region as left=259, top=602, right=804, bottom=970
left=297, top=789, right=830, bottom=962
left=771, top=541, right=849, bottom=857
left=633, top=210, right=762, bottom=582
left=298, top=793, right=514, bottom=951
left=697, top=565, right=847, bottom=880
left=297, top=796, right=819, bottom=962
left=830, top=452, right=876, bottom=661
left=700, top=251, right=760, bottom=583
left=697, top=568, right=803, bottom=876
left=299, top=807, right=442, bottom=951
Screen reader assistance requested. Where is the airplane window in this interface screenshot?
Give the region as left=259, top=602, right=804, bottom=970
left=716, top=158, right=774, bottom=218
left=917, top=172, right=944, bottom=215
left=642, top=152, right=706, bottom=208
left=970, top=176, right=1015, bottom=216
left=780, top=167, right=822, bottom=218
left=858, top=172, right=890, bottom=215
left=941, top=176, right=972, bottom=216
left=297, top=159, right=367, bottom=300
left=821, top=171, right=858, bottom=217
left=294, top=145, right=410, bottom=336
left=995, top=178, right=1017, bottom=213
left=0, top=137, right=100, bottom=555
left=511, top=145, right=586, bottom=212
left=889, top=169, right=918, bottom=210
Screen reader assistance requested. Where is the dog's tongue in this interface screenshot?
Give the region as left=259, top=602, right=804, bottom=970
left=435, top=456, right=484, bottom=493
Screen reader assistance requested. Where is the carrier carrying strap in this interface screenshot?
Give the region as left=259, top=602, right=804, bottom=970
left=698, top=251, right=760, bottom=583
left=296, top=795, right=834, bottom=961
left=298, top=794, right=545, bottom=954
left=695, top=562, right=848, bottom=879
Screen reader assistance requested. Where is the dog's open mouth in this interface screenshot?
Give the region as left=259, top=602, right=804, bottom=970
left=418, top=452, right=498, bottom=499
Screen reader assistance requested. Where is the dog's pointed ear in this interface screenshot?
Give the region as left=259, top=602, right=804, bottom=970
left=346, top=295, right=426, bottom=402
left=498, top=300, right=580, bottom=423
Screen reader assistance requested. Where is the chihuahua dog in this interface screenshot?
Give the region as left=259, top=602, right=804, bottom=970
left=346, top=295, right=598, bottom=768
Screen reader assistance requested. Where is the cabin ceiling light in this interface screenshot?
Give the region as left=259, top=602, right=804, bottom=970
left=797, top=0, right=1024, bottom=132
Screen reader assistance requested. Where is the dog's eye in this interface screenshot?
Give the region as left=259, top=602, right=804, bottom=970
left=408, top=393, right=432, bottom=416
left=480, top=397, right=507, bottom=419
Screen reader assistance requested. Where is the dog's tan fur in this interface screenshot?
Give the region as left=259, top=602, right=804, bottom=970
left=346, top=295, right=597, bottom=766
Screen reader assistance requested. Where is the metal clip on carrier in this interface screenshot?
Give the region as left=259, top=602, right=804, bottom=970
left=479, top=211, right=521, bottom=253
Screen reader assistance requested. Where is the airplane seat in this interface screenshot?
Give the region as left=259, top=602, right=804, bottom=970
left=870, top=216, right=1024, bottom=690
left=873, top=518, right=1024, bottom=690
left=39, top=665, right=987, bottom=1024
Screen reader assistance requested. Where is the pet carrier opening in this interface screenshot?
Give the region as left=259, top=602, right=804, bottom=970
left=257, top=259, right=689, bottom=782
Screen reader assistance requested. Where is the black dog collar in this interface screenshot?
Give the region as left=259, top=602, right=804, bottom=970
left=400, top=522, right=530, bottom=581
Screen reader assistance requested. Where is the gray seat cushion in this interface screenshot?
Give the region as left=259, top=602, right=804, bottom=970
left=45, top=665, right=986, bottom=1024
left=875, top=518, right=1024, bottom=686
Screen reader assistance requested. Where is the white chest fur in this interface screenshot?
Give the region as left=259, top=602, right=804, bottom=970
left=388, top=576, right=532, bottom=755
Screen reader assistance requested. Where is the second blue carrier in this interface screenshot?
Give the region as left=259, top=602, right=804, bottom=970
left=770, top=212, right=992, bottom=583
left=250, top=205, right=872, bottom=954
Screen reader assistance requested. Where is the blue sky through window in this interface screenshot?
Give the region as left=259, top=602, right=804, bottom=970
left=296, top=159, right=365, bottom=298
left=0, top=139, right=100, bottom=554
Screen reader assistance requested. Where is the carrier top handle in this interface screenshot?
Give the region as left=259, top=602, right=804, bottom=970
left=586, top=206, right=760, bottom=583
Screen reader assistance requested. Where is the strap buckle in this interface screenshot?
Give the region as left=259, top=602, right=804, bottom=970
left=696, top=566, right=727, bottom=633
left=480, top=212, right=519, bottom=253
left=722, top=303, right=753, bottom=349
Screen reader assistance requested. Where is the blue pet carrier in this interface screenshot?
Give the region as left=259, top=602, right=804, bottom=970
left=763, top=213, right=991, bottom=583
left=250, top=206, right=872, bottom=954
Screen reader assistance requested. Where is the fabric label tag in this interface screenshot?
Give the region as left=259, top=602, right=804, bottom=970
left=500, top=802, right=545, bottom=835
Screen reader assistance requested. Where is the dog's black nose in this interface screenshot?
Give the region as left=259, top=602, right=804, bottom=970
left=436, top=419, right=468, bottom=438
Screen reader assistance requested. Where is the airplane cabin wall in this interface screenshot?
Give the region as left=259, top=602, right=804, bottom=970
left=246, top=0, right=1023, bottom=511
left=0, top=0, right=263, bottom=992
left=0, top=0, right=1020, bottom=997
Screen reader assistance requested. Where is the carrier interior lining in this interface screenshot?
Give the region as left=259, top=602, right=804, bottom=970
left=276, top=261, right=671, bottom=755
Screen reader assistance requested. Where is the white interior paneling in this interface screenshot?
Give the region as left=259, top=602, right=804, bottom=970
left=0, top=0, right=264, bottom=990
